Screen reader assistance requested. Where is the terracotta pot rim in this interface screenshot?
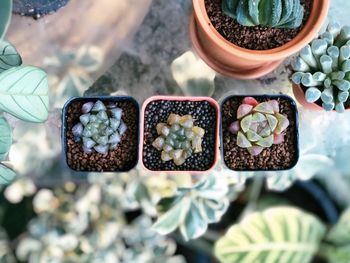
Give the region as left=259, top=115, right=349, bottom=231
left=192, top=0, right=330, bottom=61
left=189, top=14, right=283, bottom=79
left=292, top=83, right=350, bottom=112
left=139, top=95, right=220, bottom=175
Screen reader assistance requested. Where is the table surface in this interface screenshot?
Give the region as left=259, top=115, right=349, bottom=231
left=5, top=0, right=350, bottom=205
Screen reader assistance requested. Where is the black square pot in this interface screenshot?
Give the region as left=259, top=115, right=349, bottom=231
left=62, top=96, right=139, bottom=172
left=220, top=94, right=299, bottom=171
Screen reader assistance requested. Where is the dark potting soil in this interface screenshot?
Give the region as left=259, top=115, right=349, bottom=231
left=300, top=84, right=350, bottom=109
left=143, top=100, right=217, bottom=171
left=65, top=99, right=139, bottom=172
left=205, top=0, right=312, bottom=50
left=222, top=96, right=298, bottom=170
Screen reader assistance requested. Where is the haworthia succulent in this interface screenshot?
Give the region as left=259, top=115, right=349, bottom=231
left=0, top=0, right=12, bottom=41
left=292, top=23, right=350, bottom=113
left=0, top=163, right=16, bottom=185
left=0, top=117, right=12, bottom=161
left=222, top=0, right=304, bottom=29
left=0, top=41, right=22, bottom=73
left=215, top=207, right=326, bottom=263
left=0, top=65, right=49, bottom=122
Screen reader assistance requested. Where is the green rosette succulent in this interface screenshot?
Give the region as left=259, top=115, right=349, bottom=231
left=229, top=97, right=290, bottom=156
left=222, top=0, right=304, bottom=29
left=292, top=23, right=350, bottom=113
left=152, top=113, right=205, bottom=166
left=72, top=100, right=127, bottom=154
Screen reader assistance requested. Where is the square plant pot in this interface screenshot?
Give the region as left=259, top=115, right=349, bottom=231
left=62, top=96, right=139, bottom=172
left=140, top=96, right=220, bottom=174
left=221, top=94, right=299, bottom=171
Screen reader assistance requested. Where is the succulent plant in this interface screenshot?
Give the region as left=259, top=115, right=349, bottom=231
left=152, top=113, right=205, bottom=166
left=72, top=100, right=127, bottom=154
left=229, top=97, right=290, bottom=156
left=291, top=23, right=350, bottom=113
left=222, top=0, right=304, bottom=29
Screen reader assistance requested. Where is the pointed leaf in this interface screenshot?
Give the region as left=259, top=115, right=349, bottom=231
left=246, top=130, right=262, bottom=142
left=240, top=114, right=252, bottom=133
left=0, top=117, right=12, bottom=160
left=0, top=66, right=49, bottom=122
left=0, top=41, right=22, bottom=73
left=215, top=207, right=325, bottom=263
left=237, top=132, right=252, bottom=148
left=253, top=102, right=274, bottom=114
left=180, top=201, right=208, bottom=241
left=266, top=114, right=278, bottom=131
left=275, top=113, right=290, bottom=134
left=237, top=104, right=253, bottom=119
left=256, top=135, right=274, bottom=147
left=0, top=163, right=16, bottom=185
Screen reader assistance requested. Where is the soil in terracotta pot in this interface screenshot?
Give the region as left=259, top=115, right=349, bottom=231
left=300, top=84, right=350, bottom=109
left=205, top=0, right=312, bottom=50
left=222, top=96, right=298, bottom=170
left=65, top=99, right=139, bottom=172
left=143, top=100, right=217, bottom=171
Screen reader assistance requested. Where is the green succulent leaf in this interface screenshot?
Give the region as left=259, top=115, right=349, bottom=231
left=0, top=117, right=12, bottom=160
left=180, top=201, right=207, bottom=241
left=254, top=101, right=274, bottom=114
left=256, top=134, right=274, bottom=147
left=0, top=41, right=22, bottom=73
left=0, top=66, right=49, bottom=123
left=0, top=163, right=16, bottom=185
left=240, top=115, right=252, bottom=132
left=0, top=0, right=12, bottom=41
left=326, top=208, right=350, bottom=245
left=214, top=207, right=326, bottom=263
left=237, top=131, right=252, bottom=148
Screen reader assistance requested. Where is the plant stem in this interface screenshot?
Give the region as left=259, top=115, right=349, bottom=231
left=239, top=175, right=264, bottom=220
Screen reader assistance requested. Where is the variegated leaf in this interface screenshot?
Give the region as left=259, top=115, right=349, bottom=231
left=215, top=207, right=326, bottom=263
left=0, top=41, right=22, bottom=73
left=0, top=65, right=49, bottom=122
left=0, top=0, right=12, bottom=41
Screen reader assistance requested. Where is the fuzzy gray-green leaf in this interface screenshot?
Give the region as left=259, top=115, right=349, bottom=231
left=0, top=41, right=22, bottom=73
left=0, top=117, right=12, bottom=160
left=0, top=66, right=49, bottom=123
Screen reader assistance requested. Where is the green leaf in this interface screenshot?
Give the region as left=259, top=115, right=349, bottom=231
left=152, top=198, right=191, bottom=235
left=326, top=208, right=350, bottom=245
left=0, top=41, right=22, bottom=73
left=0, top=65, right=49, bottom=123
left=180, top=201, right=207, bottom=241
left=0, top=117, right=12, bottom=160
left=237, top=132, right=252, bottom=148
left=0, top=163, right=16, bottom=185
left=0, top=0, right=12, bottom=41
left=215, top=207, right=326, bottom=263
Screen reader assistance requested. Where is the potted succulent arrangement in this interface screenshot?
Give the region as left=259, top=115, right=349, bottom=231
left=221, top=95, right=299, bottom=171
left=140, top=96, right=220, bottom=173
left=12, top=0, right=69, bottom=18
left=190, top=0, right=330, bottom=79
left=292, top=22, right=350, bottom=113
left=62, top=96, right=139, bottom=172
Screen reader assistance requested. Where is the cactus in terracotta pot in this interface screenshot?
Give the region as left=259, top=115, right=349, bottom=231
left=292, top=23, right=350, bottom=113
left=222, top=0, right=304, bottom=29
left=229, top=97, right=290, bottom=156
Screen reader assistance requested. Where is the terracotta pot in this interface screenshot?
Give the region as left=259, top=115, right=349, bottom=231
left=140, top=96, right=220, bottom=175
left=292, top=83, right=350, bottom=112
left=190, top=0, right=330, bottom=80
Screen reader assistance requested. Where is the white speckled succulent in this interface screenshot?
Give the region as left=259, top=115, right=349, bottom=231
left=72, top=100, right=127, bottom=154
